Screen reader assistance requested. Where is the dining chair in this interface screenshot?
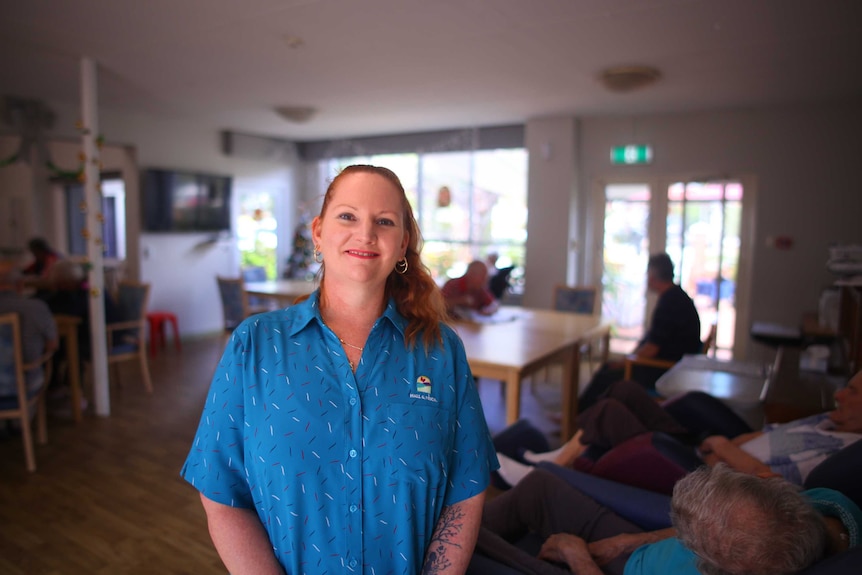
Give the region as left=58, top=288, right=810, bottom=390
left=531, top=285, right=604, bottom=399
left=622, top=322, right=717, bottom=382
left=216, top=276, right=268, bottom=334
left=553, top=284, right=600, bottom=316
left=105, top=281, right=153, bottom=393
left=0, top=312, right=55, bottom=472
left=555, top=284, right=605, bottom=372
left=241, top=265, right=272, bottom=310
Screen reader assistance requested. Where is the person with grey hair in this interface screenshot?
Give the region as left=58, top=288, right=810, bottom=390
left=0, top=261, right=58, bottom=397
left=578, top=252, right=701, bottom=411
left=473, top=464, right=860, bottom=575
left=671, top=464, right=828, bottom=575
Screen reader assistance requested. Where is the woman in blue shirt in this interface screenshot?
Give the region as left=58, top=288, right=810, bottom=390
left=182, top=165, right=499, bottom=574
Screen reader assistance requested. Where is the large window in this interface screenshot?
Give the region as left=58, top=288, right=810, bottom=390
left=322, top=149, right=528, bottom=283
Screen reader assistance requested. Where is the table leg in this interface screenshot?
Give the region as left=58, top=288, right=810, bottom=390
left=559, top=345, right=580, bottom=441
left=504, top=374, right=522, bottom=425
left=65, top=327, right=83, bottom=423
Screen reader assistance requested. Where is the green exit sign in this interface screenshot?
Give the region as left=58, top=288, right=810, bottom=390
left=610, top=145, right=653, bottom=165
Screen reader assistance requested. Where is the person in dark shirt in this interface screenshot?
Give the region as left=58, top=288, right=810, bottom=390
left=578, top=253, right=701, bottom=411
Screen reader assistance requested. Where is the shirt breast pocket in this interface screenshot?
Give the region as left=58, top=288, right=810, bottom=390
left=381, top=401, right=453, bottom=484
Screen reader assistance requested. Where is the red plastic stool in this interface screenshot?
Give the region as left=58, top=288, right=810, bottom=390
left=146, top=311, right=181, bottom=358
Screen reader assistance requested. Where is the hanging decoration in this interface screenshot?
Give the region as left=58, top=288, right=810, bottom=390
left=1, top=97, right=54, bottom=165
left=72, top=116, right=105, bottom=296
left=0, top=97, right=94, bottom=179
left=437, top=186, right=452, bottom=208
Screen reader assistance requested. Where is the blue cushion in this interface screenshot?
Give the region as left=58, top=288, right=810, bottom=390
left=109, top=343, right=138, bottom=355
left=0, top=383, right=44, bottom=410
left=537, top=462, right=672, bottom=530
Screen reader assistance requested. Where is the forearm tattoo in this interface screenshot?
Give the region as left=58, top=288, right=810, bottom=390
left=421, top=504, right=465, bottom=574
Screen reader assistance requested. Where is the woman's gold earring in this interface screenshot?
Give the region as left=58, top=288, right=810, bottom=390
left=395, top=258, right=408, bottom=275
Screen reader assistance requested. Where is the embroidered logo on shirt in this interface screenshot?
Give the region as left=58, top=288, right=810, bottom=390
left=409, top=375, right=438, bottom=402
left=416, top=375, right=431, bottom=393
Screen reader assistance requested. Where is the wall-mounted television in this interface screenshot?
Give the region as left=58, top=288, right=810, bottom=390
left=141, top=168, right=232, bottom=233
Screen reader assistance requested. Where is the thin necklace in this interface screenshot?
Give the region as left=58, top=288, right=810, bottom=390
left=320, top=314, right=365, bottom=353
left=338, top=337, right=364, bottom=352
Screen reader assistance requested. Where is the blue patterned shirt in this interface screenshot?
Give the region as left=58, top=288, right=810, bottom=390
left=181, top=291, right=498, bottom=574
left=741, top=413, right=861, bottom=485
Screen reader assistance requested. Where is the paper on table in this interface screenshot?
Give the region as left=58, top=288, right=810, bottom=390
left=458, top=307, right=522, bottom=324
left=675, top=354, right=765, bottom=377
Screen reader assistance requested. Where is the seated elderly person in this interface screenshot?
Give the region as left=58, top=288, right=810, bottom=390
left=495, top=370, right=862, bottom=488
left=442, top=260, right=499, bottom=317
left=0, top=262, right=58, bottom=396
left=476, top=463, right=860, bottom=575
left=20, top=237, right=63, bottom=296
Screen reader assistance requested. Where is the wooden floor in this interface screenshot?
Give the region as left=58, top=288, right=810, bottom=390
left=0, top=334, right=565, bottom=574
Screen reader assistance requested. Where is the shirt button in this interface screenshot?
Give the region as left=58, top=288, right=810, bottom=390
left=349, top=449, right=357, bottom=458
left=349, top=504, right=358, bottom=513
left=349, top=559, right=358, bottom=568
left=349, top=397, right=357, bottom=406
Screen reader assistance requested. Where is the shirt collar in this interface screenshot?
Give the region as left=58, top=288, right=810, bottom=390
left=805, top=487, right=862, bottom=547
left=288, top=289, right=407, bottom=338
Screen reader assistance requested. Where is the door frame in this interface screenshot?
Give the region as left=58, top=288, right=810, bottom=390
left=586, top=174, right=757, bottom=360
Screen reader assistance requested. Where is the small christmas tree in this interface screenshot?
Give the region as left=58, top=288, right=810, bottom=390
left=283, top=208, right=317, bottom=279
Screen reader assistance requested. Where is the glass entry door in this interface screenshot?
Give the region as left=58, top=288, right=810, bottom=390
left=666, top=181, right=743, bottom=358
left=601, top=184, right=652, bottom=353
left=598, top=179, right=746, bottom=358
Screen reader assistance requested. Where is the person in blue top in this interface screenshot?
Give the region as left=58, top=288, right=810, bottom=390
left=475, top=463, right=859, bottom=575
left=182, top=164, right=499, bottom=575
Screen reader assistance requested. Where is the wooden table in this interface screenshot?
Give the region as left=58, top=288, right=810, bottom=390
left=244, top=279, right=317, bottom=307
left=54, top=314, right=84, bottom=423
left=454, top=307, right=610, bottom=440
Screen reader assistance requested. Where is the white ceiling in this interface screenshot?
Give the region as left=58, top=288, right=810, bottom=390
left=2, top=0, right=860, bottom=142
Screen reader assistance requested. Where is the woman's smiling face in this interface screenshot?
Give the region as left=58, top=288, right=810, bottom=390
left=312, top=171, right=409, bottom=289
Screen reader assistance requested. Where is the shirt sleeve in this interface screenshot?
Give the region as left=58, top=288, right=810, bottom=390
left=623, top=538, right=700, bottom=575
left=478, top=287, right=496, bottom=307
left=180, top=329, right=254, bottom=508
left=441, top=328, right=500, bottom=506
left=441, top=278, right=460, bottom=298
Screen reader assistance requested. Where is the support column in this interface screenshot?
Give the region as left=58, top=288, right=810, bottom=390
left=81, top=57, right=110, bottom=416
left=523, top=116, right=580, bottom=308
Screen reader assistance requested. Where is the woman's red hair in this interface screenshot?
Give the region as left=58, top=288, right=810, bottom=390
left=301, top=164, right=449, bottom=350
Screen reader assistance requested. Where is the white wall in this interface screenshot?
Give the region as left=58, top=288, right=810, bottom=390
left=99, top=109, right=300, bottom=336
left=2, top=103, right=301, bottom=337
left=522, top=116, right=578, bottom=308
left=523, top=102, right=862, bottom=359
